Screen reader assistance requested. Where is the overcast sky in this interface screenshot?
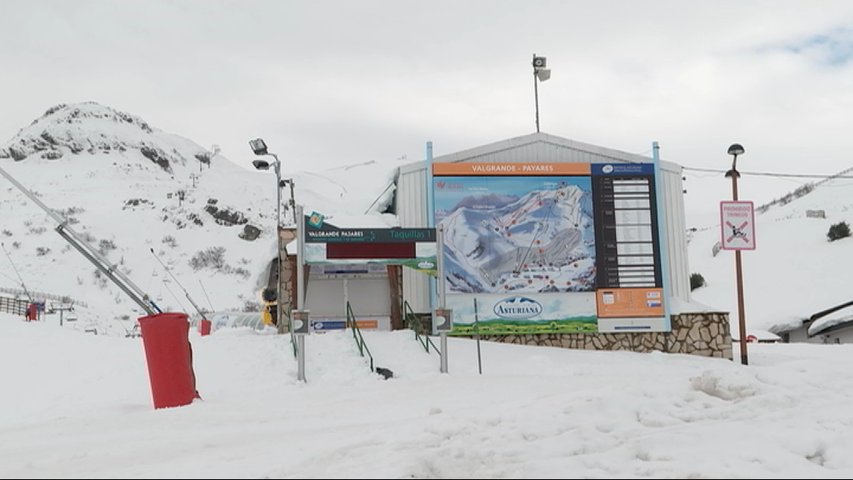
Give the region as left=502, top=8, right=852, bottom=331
left=2, top=0, right=853, bottom=219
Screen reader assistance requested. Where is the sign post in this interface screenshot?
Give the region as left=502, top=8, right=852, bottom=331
left=721, top=200, right=756, bottom=365
left=720, top=201, right=756, bottom=251
left=436, top=225, right=449, bottom=374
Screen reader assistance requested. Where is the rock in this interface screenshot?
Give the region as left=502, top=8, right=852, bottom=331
left=239, top=224, right=261, bottom=241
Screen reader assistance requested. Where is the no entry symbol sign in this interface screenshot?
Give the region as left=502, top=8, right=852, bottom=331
left=720, top=201, right=756, bottom=250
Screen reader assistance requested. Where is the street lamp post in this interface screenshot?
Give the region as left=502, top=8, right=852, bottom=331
left=250, top=138, right=283, bottom=332
left=725, top=143, right=749, bottom=365
left=532, top=54, right=551, bottom=133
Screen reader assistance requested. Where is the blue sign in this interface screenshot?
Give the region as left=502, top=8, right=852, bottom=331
left=311, top=320, right=346, bottom=331
left=591, top=163, right=655, bottom=175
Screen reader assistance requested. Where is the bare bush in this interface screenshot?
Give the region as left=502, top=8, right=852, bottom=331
left=161, top=235, right=178, bottom=248
left=189, top=246, right=227, bottom=271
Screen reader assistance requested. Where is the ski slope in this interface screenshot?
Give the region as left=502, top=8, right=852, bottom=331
left=5, top=312, right=853, bottom=478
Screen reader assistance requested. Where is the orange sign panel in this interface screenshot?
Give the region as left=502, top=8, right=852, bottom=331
left=596, top=288, right=664, bottom=318
left=433, top=162, right=590, bottom=176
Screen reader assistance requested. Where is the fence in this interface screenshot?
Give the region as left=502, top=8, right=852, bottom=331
left=0, top=295, right=28, bottom=316
left=0, top=287, right=88, bottom=308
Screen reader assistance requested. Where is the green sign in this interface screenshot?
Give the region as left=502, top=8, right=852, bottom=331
left=304, top=216, right=435, bottom=244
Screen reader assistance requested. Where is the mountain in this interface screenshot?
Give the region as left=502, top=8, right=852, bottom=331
left=687, top=169, right=853, bottom=334
left=0, top=102, right=401, bottom=335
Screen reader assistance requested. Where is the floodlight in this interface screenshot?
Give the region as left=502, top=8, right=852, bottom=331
left=252, top=159, right=271, bottom=170
left=249, top=138, right=268, bottom=155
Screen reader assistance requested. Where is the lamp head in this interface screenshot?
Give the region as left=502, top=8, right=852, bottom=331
left=252, top=159, right=271, bottom=171
left=727, top=143, right=745, bottom=157
left=535, top=68, right=551, bottom=81
left=249, top=138, right=269, bottom=156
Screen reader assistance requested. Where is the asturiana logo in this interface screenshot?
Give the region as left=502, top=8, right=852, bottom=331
left=493, top=297, right=543, bottom=320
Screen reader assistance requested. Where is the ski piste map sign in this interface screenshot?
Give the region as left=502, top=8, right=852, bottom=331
left=720, top=201, right=756, bottom=250
left=303, top=213, right=437, bottom=275
left=433, top=162, right=667, bottom=335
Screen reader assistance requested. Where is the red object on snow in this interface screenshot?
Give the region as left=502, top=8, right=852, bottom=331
left=746, top=334, right=758, bottom=343
left=26, top=303, right=38, bottom=321
left=138, top=312, right=200, bottom=409
left=199, top=319, right=212, bottom=336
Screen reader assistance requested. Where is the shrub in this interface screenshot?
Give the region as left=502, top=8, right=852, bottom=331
left=189, top=246, right=227, bottom=271
left=243, top=300, right=259, bottom=312
left=690, top=272, right=706, bottom=291
left=827, top=221, right=851, bottom=242
left=98, top=239, right=117, bottom=255
left=161, top=235, right=178, bottom=248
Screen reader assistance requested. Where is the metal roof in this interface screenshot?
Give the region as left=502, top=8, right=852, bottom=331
left=400, top=132, right=681, bottom=174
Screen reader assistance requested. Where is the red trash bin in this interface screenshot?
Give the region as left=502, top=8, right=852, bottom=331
left=138, top=312, right=201, bottom=409
left=199, top=319, right=212, bottom=336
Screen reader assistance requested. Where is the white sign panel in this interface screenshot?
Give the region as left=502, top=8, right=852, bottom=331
left=720, top=201, right=756, bottom=250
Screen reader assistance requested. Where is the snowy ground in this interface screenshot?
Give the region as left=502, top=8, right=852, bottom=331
left=3, top=311, right=853, bottom=478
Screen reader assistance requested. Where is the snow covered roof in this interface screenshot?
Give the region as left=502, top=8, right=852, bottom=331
left=731, top=329, right=782, bottom=342
left=399, top=131, right=683, bottom=175
left=809, top=313, right=853, bottom=337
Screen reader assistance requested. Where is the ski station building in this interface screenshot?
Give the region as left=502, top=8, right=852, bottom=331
left=282, top=131, right=732, bottom=359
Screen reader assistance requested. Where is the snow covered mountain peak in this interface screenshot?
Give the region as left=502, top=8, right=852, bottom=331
left=0, top=102, right=213, bottom=175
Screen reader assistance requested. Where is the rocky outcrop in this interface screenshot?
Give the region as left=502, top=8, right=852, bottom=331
left=204, top=204, right=248, bottom=226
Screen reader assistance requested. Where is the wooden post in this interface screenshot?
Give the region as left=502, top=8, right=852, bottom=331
left=387, top=265, right=402, bottom=330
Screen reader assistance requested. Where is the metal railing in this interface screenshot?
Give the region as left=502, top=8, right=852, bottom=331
left=403, top=300, right=440, bottom=355
left=0, top=287, right=88, bottom=308
left=0, top=295, right=28, bottom=316
left=346, top=302, right=374, bottom=372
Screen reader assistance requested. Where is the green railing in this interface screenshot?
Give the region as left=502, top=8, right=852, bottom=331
left=346, top=302, right=374, bottom=372
left=403, top=300, right=440, bottom=355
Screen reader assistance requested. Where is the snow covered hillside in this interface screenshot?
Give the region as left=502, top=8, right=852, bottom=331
left=688, top=171, right=853, bottom=334
left=0, top=103, right=403, bottom=335
left=3, top=311, right=853, bottom=478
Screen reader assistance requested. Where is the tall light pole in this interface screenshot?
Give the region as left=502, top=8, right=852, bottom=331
left=532, top=54, right=551, bottom=133
left=725, top=143, right=749, bottom=365
left=250, top=138, right=283, bottom=331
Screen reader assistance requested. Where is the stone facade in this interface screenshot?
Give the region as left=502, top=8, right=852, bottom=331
left=477, top=312, right=733, bottom=360
left=276, top=255, right=297, bottom=334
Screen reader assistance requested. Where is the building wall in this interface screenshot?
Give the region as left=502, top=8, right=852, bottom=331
left=826, top=328, right=853, bottom=344
left=782, top=324, right=853, bottom=344
left=397, top=164, right=432, bottom=312
left=476, top=312, right=732, bottom=359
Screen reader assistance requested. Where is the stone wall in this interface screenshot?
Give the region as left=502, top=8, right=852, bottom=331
left=276, top=255, right=296, bottom=334
left=477, top=312, right=732, bottom=360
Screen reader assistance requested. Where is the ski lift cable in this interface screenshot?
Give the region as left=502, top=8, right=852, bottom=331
left=199, top=279, right=215, bottom=312
left=148, top=248, right=208, bottom=321
left=161, top=280, right=188, bottom=313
